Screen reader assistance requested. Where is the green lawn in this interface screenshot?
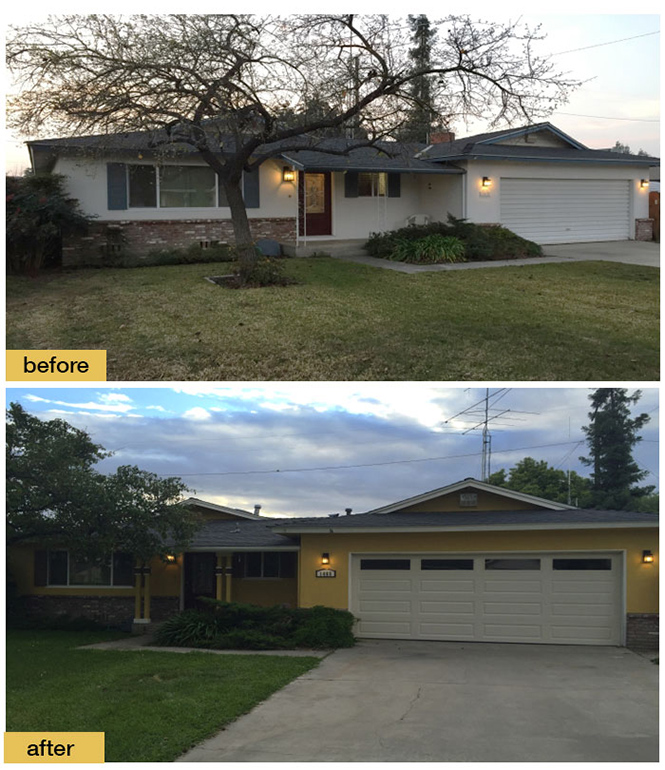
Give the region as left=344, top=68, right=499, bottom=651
left=6, top=630, right=319, bottom=762
left=6, top=257, right=659, bottom=380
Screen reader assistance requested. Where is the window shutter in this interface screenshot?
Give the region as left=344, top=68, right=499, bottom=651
left=387, top=173, right=401, bottom=198
left=34, top=550, right=48, bottom=586
left=242, top=166, right=260, bottom=209
left=107, top=163, right=127, bottom=210
left=345, top=172, right=359, bottom=198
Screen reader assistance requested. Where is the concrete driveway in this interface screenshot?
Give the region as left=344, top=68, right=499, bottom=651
left=543, top=240, right=660, bottom=267
left=178, top=640, right=658, bottom=762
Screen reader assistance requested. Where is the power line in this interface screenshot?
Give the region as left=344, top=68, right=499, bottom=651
left=551, top=30, right=659, bottom=56
left=556, top=112, right=660, bottom=123
left=163, top=439, right=582, bottom=477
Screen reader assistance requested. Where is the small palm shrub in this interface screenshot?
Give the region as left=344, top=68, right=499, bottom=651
left=390, top=234, right=466, bottom=264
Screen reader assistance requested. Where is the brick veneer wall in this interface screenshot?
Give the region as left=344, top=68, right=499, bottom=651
left=63, top=218, right=297, bottom=266
left=626, top=613, right=659, bottom=651
left=21, top=595, right=180, bottom=626
left=635, top=218, right=654, bottom=241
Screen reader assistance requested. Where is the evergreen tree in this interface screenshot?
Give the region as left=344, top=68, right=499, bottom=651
left=579, top=389, right=652, bottom=509
left=399, top=15, right=438, bottom=143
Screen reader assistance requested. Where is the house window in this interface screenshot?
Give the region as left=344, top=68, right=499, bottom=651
left=243, top=552, right=297, bottom=578
left=46, top=550, right=134, bottom=587
left=128, top=164, right=157, bottom=208
left=127, top=164, right=228, bottom=208
left=357, top=172, right=387, bottom=197
left=159, top=165, right=217, bottom=208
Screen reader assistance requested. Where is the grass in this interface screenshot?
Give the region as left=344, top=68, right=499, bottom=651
left=6, top=257, right=659, bottom=380
left=6, top=629, right=320, bottom=762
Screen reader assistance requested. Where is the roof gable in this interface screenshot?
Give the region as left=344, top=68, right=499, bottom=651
left=183, top=497, right=263, bottom=521
left=366, top=478, right=574, bottom=515
left=477, top=123, right=587, bottom=150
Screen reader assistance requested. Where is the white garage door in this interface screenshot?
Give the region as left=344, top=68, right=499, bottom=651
left=500, top=179, right=631, bottom=244
left=351, top=553, right=622, bottom=645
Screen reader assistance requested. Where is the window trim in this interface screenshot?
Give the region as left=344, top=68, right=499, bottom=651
left=45, top=549, right=134, bottom=588
left=126, top=163, right=228, bottom=210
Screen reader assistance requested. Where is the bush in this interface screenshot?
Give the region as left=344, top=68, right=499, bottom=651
left=154, top=601, right=356, bottom=650
left=102, top=242, right=235, bottom=268
left=365, top=214, right=542, bottom=262
left=390, top=234, right=466, bottom=264
left=235, top=256, right=299, bottom=288
left=6, top=173, right=94, bottom=275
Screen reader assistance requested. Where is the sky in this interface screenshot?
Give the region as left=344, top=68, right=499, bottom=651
left=6, top=385, right=659, bottom=517
left=3, top=11, right=660, bottom=174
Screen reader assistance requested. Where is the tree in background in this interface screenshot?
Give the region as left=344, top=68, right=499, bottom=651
left=397, top=15, right=439, bottom=143
left=487, top=457, right=592, bottom=507
left=7, top=14, right=577, bottom=282
left=580, top=388, right=653, bottom=510
left=6, top=403, right=199, bottom=562
left=610, top=140, right=650, bottom=157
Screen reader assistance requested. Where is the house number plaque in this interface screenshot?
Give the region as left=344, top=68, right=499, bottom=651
left=315, top=569, right=336, bottom=578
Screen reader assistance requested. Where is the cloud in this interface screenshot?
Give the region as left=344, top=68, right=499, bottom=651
left=182, top=407, right=212, bottom=421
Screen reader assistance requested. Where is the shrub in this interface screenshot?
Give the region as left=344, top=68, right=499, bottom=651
left=6, top=173, right=94, bottom=275
left=102, top=242, right=235, bottom=268
left=390, top=234, right=466, bottom=264
left=234, top=257, right=299, bottom=288
left=365, top=214, right=542, bottom=262
left=154, top=602, right=356, bottom=650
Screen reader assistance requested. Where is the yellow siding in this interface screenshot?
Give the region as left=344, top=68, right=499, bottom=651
left=298, top=529, right=658, bottom=613
left=402, top=489, right=541, bottom=512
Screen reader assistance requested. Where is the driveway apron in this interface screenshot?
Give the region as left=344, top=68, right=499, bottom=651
left=178, top=639, right=658, bottom=762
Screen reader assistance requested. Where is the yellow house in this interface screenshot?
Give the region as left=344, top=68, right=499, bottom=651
left=10, top=479, right=658, bottom=650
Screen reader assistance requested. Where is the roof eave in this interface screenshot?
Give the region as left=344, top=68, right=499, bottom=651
left=271, top=521, right=658, bottom=534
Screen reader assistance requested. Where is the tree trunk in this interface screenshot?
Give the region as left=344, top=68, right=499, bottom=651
left=224, top=179, right=259, bottom=283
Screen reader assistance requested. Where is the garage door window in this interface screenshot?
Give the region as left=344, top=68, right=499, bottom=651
left=421, top=559, right=474, bottom=570
left=485, top=558, right=541, bottom=570
left=553, top=558, right=612, bottom=570
left=360, top=559, right=411, bottom=570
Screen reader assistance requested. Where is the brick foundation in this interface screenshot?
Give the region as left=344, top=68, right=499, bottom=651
left=635, top=218, right=654, bottom=241
left=626, top=613, right=659, bottom=651
left=63, top=217, right=297, bottom=266
left=21, top=594, right=180, bottom=627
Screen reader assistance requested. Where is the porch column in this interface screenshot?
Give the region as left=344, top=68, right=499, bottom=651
left=133, top=561, right=143, bottom=622
left=215, top=552, right=224, bottom=600
left=224, top=554, right=233, bottom=602
left=143, top=565, right=151, bottom=622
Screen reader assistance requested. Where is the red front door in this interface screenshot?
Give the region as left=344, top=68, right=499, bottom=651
left=299, top=172, right=332, bottom=236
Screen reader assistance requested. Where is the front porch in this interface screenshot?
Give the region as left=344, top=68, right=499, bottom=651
left=280, top=238, right=370, bottom=258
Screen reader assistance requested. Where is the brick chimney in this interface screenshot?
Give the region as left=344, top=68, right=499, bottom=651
left=430, top=131, right=455, bottom=144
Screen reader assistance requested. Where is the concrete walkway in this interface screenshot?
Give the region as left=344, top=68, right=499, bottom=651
left=78, top=635, right=329, bottom=658
left=178, top=639, right=658, bottom=763
left=331, top=240, right=659, bottom=272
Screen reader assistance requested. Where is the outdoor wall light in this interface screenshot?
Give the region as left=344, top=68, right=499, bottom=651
left=642, top=550, right=654, bottom=564
left=321, top=553, right=330, bottom=565
left=481, top=176, right=492, bottom=188
left=165, top=554, right=177, bottom=563
left=282, top=166, right=296, bottom=183
left=640, top=179, right=649, bottom=189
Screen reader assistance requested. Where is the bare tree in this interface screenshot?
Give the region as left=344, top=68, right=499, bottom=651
left=7, top=14, right=577, bottom=280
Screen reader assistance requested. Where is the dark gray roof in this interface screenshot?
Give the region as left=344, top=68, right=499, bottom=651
left=425, top=143, right=659, bottom=165
left=282, top=143, right=463, bottom=174
left=188, top=518, right=299, bottom=549
left=273, top=509, right=658, bottom=531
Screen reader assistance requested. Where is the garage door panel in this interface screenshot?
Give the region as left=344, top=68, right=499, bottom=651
left=500, top=179, right=631, bottom=244
left=352, top=553, right=621, bottom=646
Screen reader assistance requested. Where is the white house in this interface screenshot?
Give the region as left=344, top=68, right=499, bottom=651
left=27, top=122, right=657, bottom=266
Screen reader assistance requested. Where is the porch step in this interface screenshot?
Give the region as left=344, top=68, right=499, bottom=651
left=280, top=239, right=369, bottom=258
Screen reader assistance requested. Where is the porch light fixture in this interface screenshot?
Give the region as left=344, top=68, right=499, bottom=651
left=640, top=179, right=649, bottom=189
left=481, top=176, right=492, bottom=188
left=642, top=550, right=654, bottom=564
left=282, top=166, right=296, bottom=183
left=321, top=553, right=330, bottom=565
left=165, top=554, right=177, bottom=563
